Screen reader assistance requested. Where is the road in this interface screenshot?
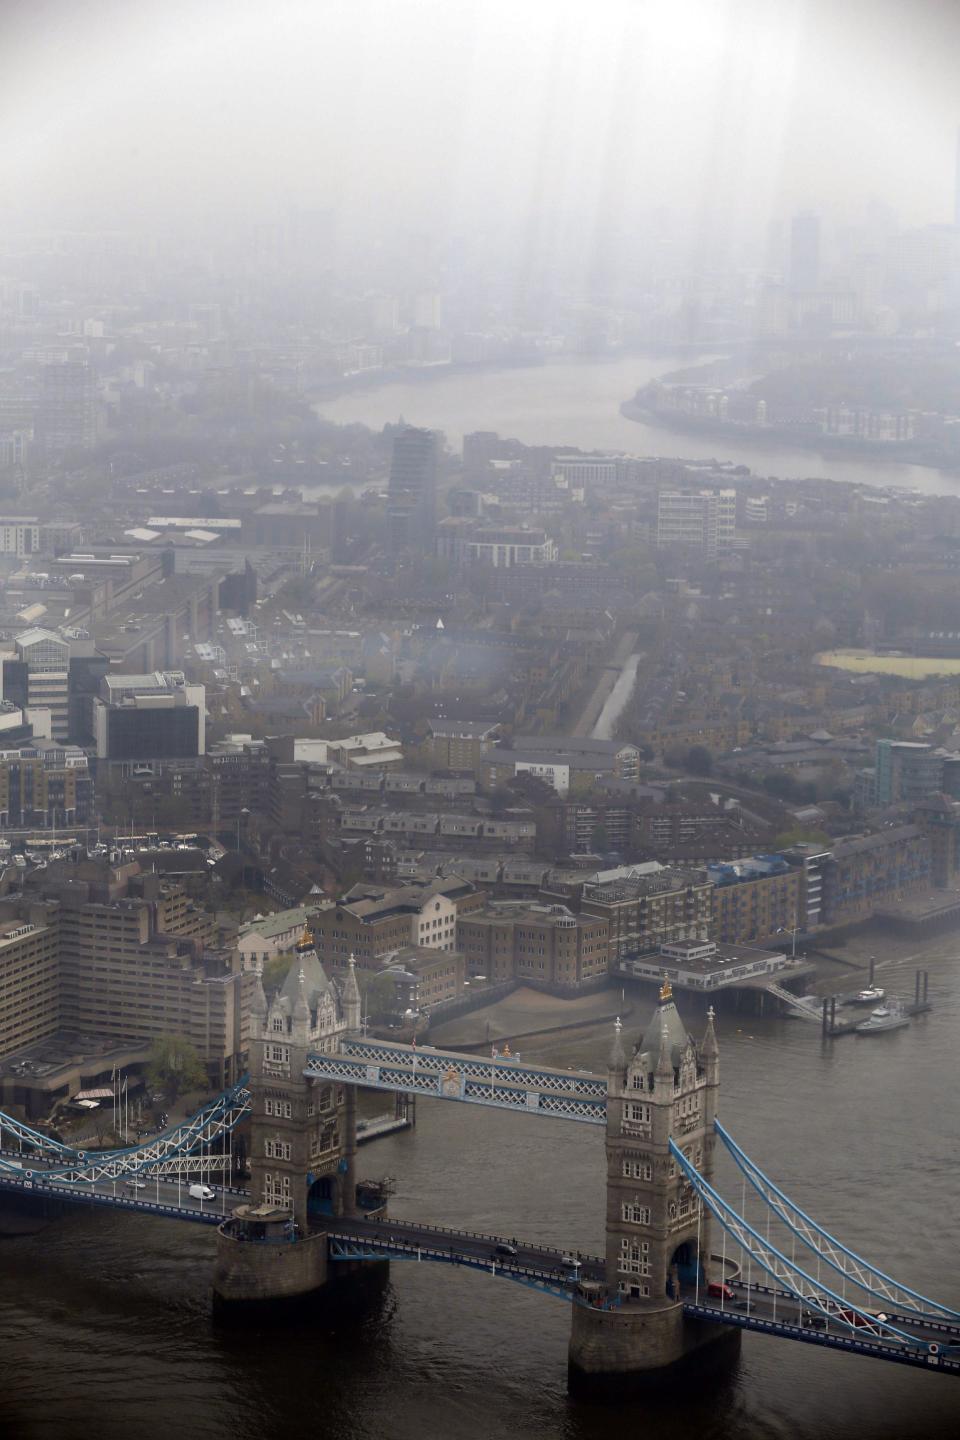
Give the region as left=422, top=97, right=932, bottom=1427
left=688, top=1282, right=960, bottom=1353
left=324, top=1213, right=605, bottom=1284
left=570, top=630, right=640, bottom=737
left=0, top=1164, right=239, bottom=1224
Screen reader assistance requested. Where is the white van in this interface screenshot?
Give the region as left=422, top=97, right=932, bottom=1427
left=189, top=1183, right=216, bottom=1201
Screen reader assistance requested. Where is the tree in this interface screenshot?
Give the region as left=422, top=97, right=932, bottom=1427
left=145, top=1035, right=208, bottom=1101
left=591, top=822, right=610, bottom=854
left=686, top=746, right=713, bottom=776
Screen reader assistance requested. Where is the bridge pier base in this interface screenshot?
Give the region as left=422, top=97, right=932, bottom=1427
left=213, top=1224, right=331, bottom=1305
left=568, top=1300, right=739, bottom=1398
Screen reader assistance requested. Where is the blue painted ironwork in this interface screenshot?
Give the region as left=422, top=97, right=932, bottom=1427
left=682, top=1302, right=960, bottom=1376
left=714, top=1119, right=960, bottom=1322
left=0, top=1079, right=250, bottom=1192
left=669, top=1139, right=924, bottom=1349
left=304, top=1050, right=606, bottom=1124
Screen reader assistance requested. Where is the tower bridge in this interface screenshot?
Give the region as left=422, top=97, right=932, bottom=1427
left=0, top=929, right=957, bottom=1396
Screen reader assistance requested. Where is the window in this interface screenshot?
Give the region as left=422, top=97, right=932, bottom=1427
left=272, top=1017, right=284, bottom=1033
left=622, top=1201, right=651, bottom=1225
left=263, top=1171, right=291, bottom=1206
left=618, top=1238, right=651, bottom=1276
left=622, top=1155, right=652, bottom=1181
left=267, top=1044, right=289, bottom=1065
left=625, top=1101, right=650, bottom=1125
left=264, top=1137, right=292, bottom=1161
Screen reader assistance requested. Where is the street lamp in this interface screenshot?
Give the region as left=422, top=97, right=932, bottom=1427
left=776, top=926, right=800, bottom=959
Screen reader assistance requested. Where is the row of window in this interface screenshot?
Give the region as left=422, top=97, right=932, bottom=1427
left=622, top=1201, right=651, bottom=1225
left=622, top=1156, right=652, bottom=1181
left=264, top=1138, right=292, bottom=1161
left=264, top=1098, right=292, bottom=1118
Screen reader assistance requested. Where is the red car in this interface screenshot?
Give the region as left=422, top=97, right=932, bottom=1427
left=707, top=1282, right=735, bottom=1301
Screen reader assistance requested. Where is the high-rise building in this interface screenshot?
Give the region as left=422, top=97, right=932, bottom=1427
left=37, top=360, right=96, bottom=453
left=387, top=425, right=437, bottom=552
left=789, top=211, right=821, bottom=290
left=92, top=671, right=206, bottom=765
left=11, top=627, right=70, bottom=739
left=656, top=489, right=736, bottom=558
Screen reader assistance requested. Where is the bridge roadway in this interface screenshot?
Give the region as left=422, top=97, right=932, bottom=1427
left=323, top=1213, right=604, bottom=1290
left=685, top=1283, right=960, bottom=1376
left=0, top=1162, right=240, bottom=1224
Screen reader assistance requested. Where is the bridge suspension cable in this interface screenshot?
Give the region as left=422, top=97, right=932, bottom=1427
left=1, top=1079, right=251, bottom=1187
left=0, top=1110, right=86, bottom=1162
left=714, top=1120, right=960, bottom=1322
left=669, top=1140, right=923, bottom=1350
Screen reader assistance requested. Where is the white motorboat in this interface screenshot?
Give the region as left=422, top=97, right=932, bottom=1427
left=856, top=1004, right=910, bottom=1035
left=850, top=986, right=886, bottom=1005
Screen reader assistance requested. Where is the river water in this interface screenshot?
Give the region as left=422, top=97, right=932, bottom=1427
left=2, top=938, right=958, bottom=1440
left=313, top=355, right=960, bottom=498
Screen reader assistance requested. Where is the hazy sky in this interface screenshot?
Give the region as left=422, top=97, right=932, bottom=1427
left=3, top=0, right=958, bottom=251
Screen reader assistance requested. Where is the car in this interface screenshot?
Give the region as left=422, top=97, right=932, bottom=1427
left=707, top=1282, right=735, bottom=1301
left=125, top=1178, right=147, bottom=1191
left=561, top=1253, right=579, bottom=1268
left=802, top=1310, right=827, bottom=1329
left=494, top=1242, right=517, bottom=1257
left=189, top=1183, right=216, bottom=1201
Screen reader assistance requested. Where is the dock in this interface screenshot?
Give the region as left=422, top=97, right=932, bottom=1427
left=356, top=1095, right=416, bottom=1145
left=822, top=968, right=931, bottom=1037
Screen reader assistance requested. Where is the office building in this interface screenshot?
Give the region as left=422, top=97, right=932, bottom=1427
left=436, top=519, right=558, bottom=567
left=0, top=911, right=60, bottom=1059
left=37, top=360, right=97, bottom=452
left=0, top=516, right=40, bottom=556
left=0, top=865, right=249, bottom=1087
left=92, top=671, right=206, bottom=765
left=656, top=488, right=736, bottom=558
left=387, top=426, right=437, bottom=552
left=874, top=740, right=943, bottom=807
left=8, top=628, right=70, bottom=739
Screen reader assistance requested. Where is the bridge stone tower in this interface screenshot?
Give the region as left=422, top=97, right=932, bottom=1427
left=213, top=936, right=362, bottom=1304
left=569, top=983, right=738, bottom=1395
left=246, top=932, right=361, bottom=1228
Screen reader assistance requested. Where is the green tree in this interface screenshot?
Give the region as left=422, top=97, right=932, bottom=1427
left=686, top=745, right=713, bottom=776
left=145, top=1035, right=208, bottom=1101
left=591, top=822, right=610, bottom=853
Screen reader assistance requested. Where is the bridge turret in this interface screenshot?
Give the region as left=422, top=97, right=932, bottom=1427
left=570, top=982, right=737, bottom=1395
left=608, top=1015, right=626, bottom=1075
left=251, top=958, right=268, bottom=1026
left=246, top=931, right=355, bottom=1230
left=342, top=954, right=362, bottom=1036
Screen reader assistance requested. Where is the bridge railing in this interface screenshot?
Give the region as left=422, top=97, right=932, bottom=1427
left=332, top=1213, right=602, bottom=1263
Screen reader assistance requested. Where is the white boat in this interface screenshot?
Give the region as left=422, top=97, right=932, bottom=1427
left=850, top=986, right=886, bottom=1005
left=856, top=1004, right=910, bottom=1035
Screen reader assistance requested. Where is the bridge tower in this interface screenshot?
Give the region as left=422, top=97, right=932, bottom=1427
left=212, top=936, right=362, bottom=1304
left=569, top=983, right=738, bottom=1395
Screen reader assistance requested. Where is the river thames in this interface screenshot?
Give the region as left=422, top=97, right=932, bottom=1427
left=314, top=354, right=960, bottom=498
left=2, top=934, right=958, bottom=1440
